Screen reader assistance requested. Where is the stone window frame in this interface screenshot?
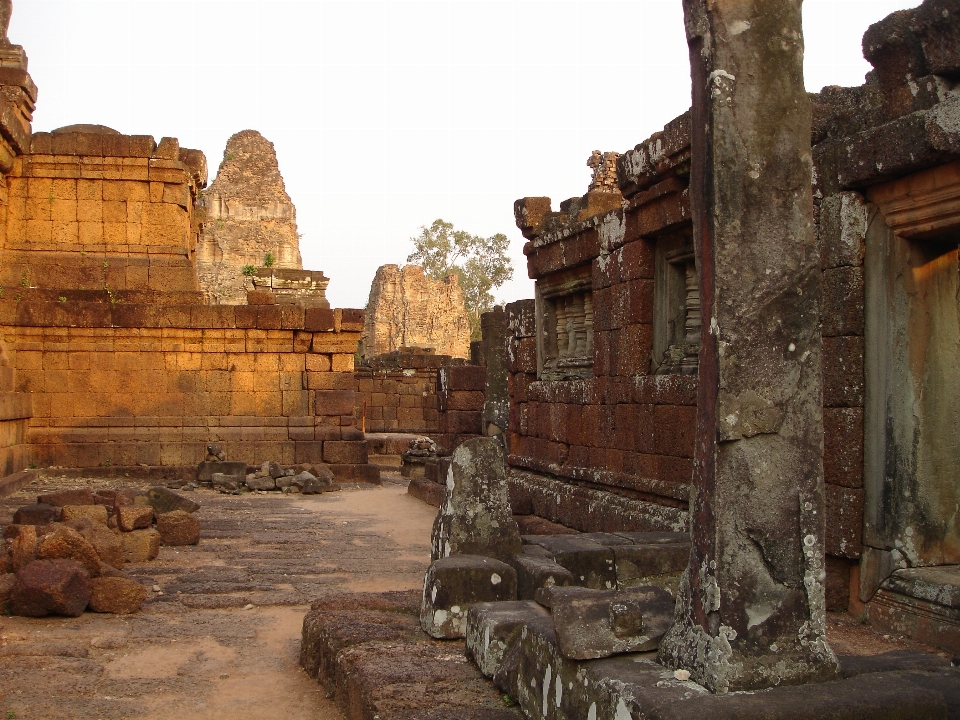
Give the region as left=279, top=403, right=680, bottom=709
left=535, top=265, right=594, bottom=381
left=652, top=231, right=700, bottom=375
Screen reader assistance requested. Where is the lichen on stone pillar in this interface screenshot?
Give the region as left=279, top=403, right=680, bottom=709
left=657, top=0, right=840, bottom=692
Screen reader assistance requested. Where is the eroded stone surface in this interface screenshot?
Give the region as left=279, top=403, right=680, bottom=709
left=11, top=559, right=92, bottom=618
left=658, top=0, right=840, bottom=692
left=362, top=264, right=471, bottom=361
left=197, top=130, right=304, bottom=304
left=420, top=555, right=517, bottom=639
left=431, top=437, right=522, bottom=563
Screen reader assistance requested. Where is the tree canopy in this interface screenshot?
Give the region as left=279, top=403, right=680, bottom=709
left=407, top=219, right=513, bottom=340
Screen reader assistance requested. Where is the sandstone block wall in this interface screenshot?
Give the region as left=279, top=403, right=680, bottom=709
left=2, top=303, right=367, bottom=474
left=1, top=130, right=205, bottom=294
left=354, top=351, right=448, bottom=434
left=362, top=264, right=471, bottom=361
left=435, top=364, right=485, bottom=452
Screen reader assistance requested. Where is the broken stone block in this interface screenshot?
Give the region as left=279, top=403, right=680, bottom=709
left=121, top=528, right=161, bottom=563
left=0, top=574, right=14, bottom=614
left=269, top=461, right=285, bottom=479
left=245, top=474, right=276, bottom=491
left=37, top=489, right=94, bottom=507
left=13, top=503, right=58, bottom=525
left=275, top=474, right=296, bottom=490
left=524, top=535, right=617, bottom=590
left=613, top=531, right=689, bottom=545
left=509, top=554, right=575, bottom=601
left=292, top=471, right=328, bottom=494
left=420, top=555, right=517, bottom=639
left=11, top=559, right=92, bottom=617
left=88, top=576, right=148, bottom=614
left=549, top=585, right=675, bottom=660
left=9, top=525, right=37, bottom=572
left=0, top=546, right=9, bottom=574
left=301, top=463, right=336, bottom=484
left=36, top=526, right=101, bottom=578
left=117, top=505, right=154, bottom=532
left=431, top=437, right=522, bottom=563
left=61, top=505, right=109, bottom=526
left=197, top=460, right=247, bottom=484
left=156, top=510, right=200, bottom=546
left=614, top=543, right=690, bottom=591
left=465, top=600, right=553, bottom=677
left=212, top=473, right=241, bottom=493
left=65, top=517, right=124, bottom=568
left=143, top=486, right=200, bottom=515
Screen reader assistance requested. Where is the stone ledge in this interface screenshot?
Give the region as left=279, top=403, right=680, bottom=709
left=507, top=469, right=687, bottom=534
left=298, top=590, right=523, bottom=720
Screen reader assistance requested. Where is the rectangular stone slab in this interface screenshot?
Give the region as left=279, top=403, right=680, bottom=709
left=508, top=554, right=575, bottom=601
left=550, top=585, right=675, bottom=660
left=420, top=555, right=517, bottom=639
left=465, top=600, right=553, bottom=677
left=522, top=535, right=616, bottom=590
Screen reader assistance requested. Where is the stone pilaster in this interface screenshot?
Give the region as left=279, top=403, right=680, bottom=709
left=658, top=0, right=839, bottom=692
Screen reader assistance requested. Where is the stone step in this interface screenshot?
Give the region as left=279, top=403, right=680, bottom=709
left=299, top=590, right=523, bottom=720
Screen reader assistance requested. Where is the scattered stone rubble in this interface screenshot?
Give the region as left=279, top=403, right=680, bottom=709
left=1, top=485, right=200, bottom=618
left=195, top=443, right=341, bottom=495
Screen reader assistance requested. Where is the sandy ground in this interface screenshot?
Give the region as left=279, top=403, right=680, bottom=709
left=1, top=471, right=436, bottom=720
left=0, top=470, right=949, bottom=719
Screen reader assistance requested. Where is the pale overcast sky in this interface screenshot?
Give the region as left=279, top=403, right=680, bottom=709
left=14, top=0, right=917, bottom=309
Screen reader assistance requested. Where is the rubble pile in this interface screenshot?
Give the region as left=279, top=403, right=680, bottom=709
left=1, top=486, right=200, bottom=617
left=195, top=444, right=342, bottom=496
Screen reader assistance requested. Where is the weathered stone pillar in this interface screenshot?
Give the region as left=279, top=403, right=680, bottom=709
left=658, top=0, right=839, bottom=692
left=480, top=307, right=509, bottom=444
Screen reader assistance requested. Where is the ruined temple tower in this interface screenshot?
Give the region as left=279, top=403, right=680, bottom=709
left=197, top=130, right=324, bottom=304
left=361, top=264, right=472, bottom=361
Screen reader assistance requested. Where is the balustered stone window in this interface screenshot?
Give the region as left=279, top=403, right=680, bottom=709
left=652, top=232, right=700, bottom=375
left=536, top=267, right=594, bottom=381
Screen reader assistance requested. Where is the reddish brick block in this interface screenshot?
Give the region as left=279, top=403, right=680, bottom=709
left=339, top=308, right=365, bottom=331
left=616, top=324, right=652, bottom=376
left=592, top=287, right=614, bottom=331
left=823, top=336, right=864, bottom=408
left=256, top=305, right=282, bottom=330
left=439, top=410, right=482, bottom=435
left=825, top=484, right=864, bottom=559
left=653, top=404, right=696, bottom=457
left=565, top=404, right=583, bottom=447
left=626, top=279, right=655, bottom=325
left=294, top=441, right=324, bottom=464
left=314, top=389, right=356, bottom=416
left=822, top=266, right=864, bottom=338
left=579, top=405, right=600, bottom=448
left=598, top=405, right=616, bottom=449
left=323, top=440, right=368, bottom=465
left=515, top=338, right=538, bottom=374
left=304, top=307, right=336, bottom=332
left=617, top=238, right=655, bottom=281
left=658, top=455, right=694, bottom=486
left=824, top=407, right=864, bottom=488
left=444, top=365, right=486, bottom=392
left=445, top=390, right=484, bottom=412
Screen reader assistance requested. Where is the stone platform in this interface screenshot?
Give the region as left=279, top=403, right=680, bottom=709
left=299, top=589, right=523, bottom=720
left=471, top=601, right=960, bottom=720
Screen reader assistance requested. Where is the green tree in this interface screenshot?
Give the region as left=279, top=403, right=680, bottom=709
left=407, top=219, right=513, bottom=340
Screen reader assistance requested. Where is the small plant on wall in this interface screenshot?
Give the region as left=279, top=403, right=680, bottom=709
left=263, top=252, right=276, bottom=268
left=242, top=265, right=256, bottom=277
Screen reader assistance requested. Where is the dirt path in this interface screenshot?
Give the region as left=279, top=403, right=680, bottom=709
left=0, top=472, right=436, bottom=720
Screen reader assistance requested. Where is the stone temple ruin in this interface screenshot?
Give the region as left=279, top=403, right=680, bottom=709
left=299, top=0, right=960, bottom=717
left=197, top=129, right=329, bottom=308
left=3, top=0, right=960, bottom=717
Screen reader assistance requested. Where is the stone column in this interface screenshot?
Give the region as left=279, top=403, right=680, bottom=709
left=480, top=307, right=509, bottom=444
left=657, top=0, right=839, bottom=692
